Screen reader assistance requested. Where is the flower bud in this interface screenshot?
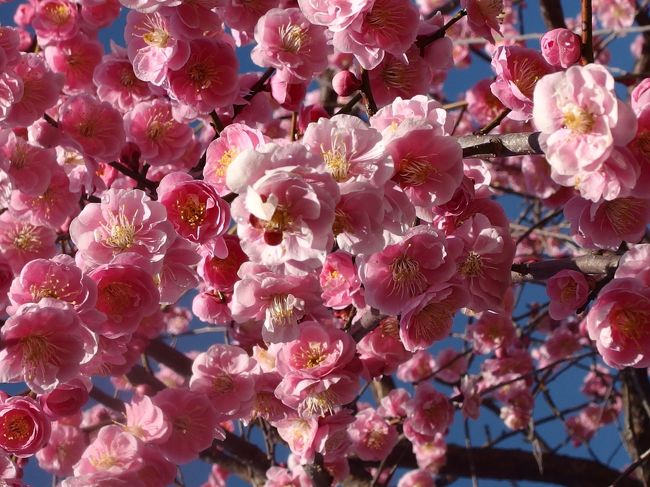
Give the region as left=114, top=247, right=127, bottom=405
left=541, top=28, right=581, bottom=68
left=332, top=71, right=361, bottom=97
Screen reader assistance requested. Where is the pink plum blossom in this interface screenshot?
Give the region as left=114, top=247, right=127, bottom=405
left=404, top=383, right=454, bottom=439
left=357, top=317, right=411, bottom=379
left=541, top=28, right=581, bottom=68
left=32, top=0, right=79, bottom=43
left=348, top=408, right=398, bottom=461
left=35, top=423, right=86, bottom=476
left=546, top=270, right=590, bottom=320
left=1, top=131, right=56, bottom=197
left=74, top=425, right=143, bottom=476
left=0, top=212, right=57, bottom=274
left=198, top=235, right=248, bottom=292
left=319, top=251, right=364, bottom=310
left=43, top=33, right=103, bottom=93
left=461, top=0, right=504, bottom=43
left=124, top=395, right=171, bottom=443
left=0, top=396, right=51, bottom=458
left=39, top=380, right=90, bottom=419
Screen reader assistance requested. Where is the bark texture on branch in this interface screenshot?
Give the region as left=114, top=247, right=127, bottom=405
left=459, top=131, right=543, bottom=158
left=511, top=252, right=621, bottom=283
left=539, top=0, right=568, bottom=29
left=622, top=368, right=650, bottom=486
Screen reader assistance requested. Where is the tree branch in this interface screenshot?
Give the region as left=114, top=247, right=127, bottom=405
left=539, top=0, right=567, bottom=29
left=459, top=131, right=543, bottom=158
left=511, top=252, right=621, bottom=283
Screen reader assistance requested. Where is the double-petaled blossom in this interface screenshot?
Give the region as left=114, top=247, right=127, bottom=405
left=319, top=251, right=364, bottom=310
left=73, top=425, right=143, bottom=477
left=370, top=95, right=450, bottom=135
left=0, top=212, right=57, bottom=274
left=35, top=422, right=86, bottom=476
left=189, top=344, right=257, bottom=419
left=252, top=8, right=329, bottom=81
left=32, top=0, right=79, bottom=43
left=586, top=277, right=650, bottom=368
left=43, top=33, right=103, bottom=93
left=39, top=380, right=90, bottom=419
left=461, top=0, right=504, bottom=43
left=70, top=188, right=175, bottom=271
left=1, top=132, right=56, bottom=197
left=124, top=395, right=171, bottom=443
left=404, top=383, right=454, bottom=441
left=359, top=225, right=460, bottom=315
left=546, top=270, right=590, bottom=320
left=0, top=299, right=96, bottom=393
left=152, top=388, right=223, bottom=464
left=274, top=322, right=361, bottom=417
left=158, top=172, right=231, bottom=247
left=0, top=396, right=51, bottom=458
left=348, top=408, right=398, bottom=461
left=357, top=317, right=411, bottom=379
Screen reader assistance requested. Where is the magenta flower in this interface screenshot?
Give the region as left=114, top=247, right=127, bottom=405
left=586, top=278, right=650, bottom=368
left=0, top=396, right=51, bottom=458
left=0, top=299, right=96, bottom=393
left=58, top=94, right=126, bottom=162
left=546, top=270, right=590, bottom=320
left=359, top=226, right=459, bottom=315
left=158, top=171, right=231, bottom=245
left=252, top=8, right=329, bottom=81
left=70, top=188, right=175, bottom=270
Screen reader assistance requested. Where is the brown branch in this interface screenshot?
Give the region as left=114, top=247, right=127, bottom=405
left=360, top=70, right=378, bottom=116
left=233, top=67, right=275, bottom=118
left=634, top=6, right=650, bottom=76
left=581, top=0, right=594, bottom=64
left=416, top=8, right=468, bottom=50
left=89, top=386, right=126, bottom=413
left=476, top=108, right=512, bottom=135
left=108, top=161, right=158, bottom=194
left=459, top=131, right=543, bottom=158
left=511, top=252, right=621, bottom=283
left=145, top=338, right=193, bottom=376
left=335, top=92, right=363, bottom=115
left=304, top=453, right=333, bottom=487
left=539, top=0, right=567, bottom=29
left=621, top=368, right=650, bottom=486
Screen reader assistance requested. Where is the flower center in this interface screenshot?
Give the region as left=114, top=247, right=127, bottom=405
left=412, top=300, right=454, bottom=341
left=512, top=57, right=547, bottom=98
left=380, top=317, right=399, bottom=338
left=77, top=120, right=96, bottom=138
left=477, top=0, right=504, bottom=17
left=322, top=145, right=349, bottom=182
left=560, top=280, right=577, bottom=303
left=390, top=253, right=427, bottom=296
left=21, top=335, right=56, bottom=369
left=613, top=307, right=649, bottom=343
left=563, top=105, right=595, bottom=134
left=603, top=198, right=646, bottom=236
left=143, top=28, right=169, bottom=48
left=103, top=212, right=137, bottom=251
left=119, top=68, right=137, bottom=88
left=212, top=374, right=234, bottom=394
left=44, top=3, right=71, bottom=25
left=99, top=282, right=134, bottom=314
left=365, top=428, right=386, bottom=450
left=300, top=342, right=327, bottom=369
left=146, top=119, right=171, bottom=141
left=91, top=453, right=119, bottom=470
left=176, top=194, right=207, bottom=228
left=268, top=294, right=295, bottom=328
left=0, top=411, right=34, bottom=447
left=459, top=251, right=483, bottom=277
left=303, top=389, right=338, bottom=417
left=13, top=226, right=40, bottom=252
left=215, top=148, right=238, bottom=178
left=187, top=61, right=219, bottom=89
left=396, top=155, right=433, bottom=186
left=280, top=25, right=307, bottom=53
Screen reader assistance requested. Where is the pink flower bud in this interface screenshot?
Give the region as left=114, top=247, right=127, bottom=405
left=332, top=70, right=361, bottom=97
left=541, top=28, right=581, bottom=68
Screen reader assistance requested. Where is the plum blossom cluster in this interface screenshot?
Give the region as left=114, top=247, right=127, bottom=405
left=0, top=0, right=649, bottom=485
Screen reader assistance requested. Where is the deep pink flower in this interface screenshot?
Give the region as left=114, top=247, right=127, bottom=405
left=466, top=78, right=507, bottom=126
left=203, top=123, right=268, bottom=196
left=158, top=236, right=201, bottom=305
left=70, top=188, right=175, bottom=270
left=0, top=396, right=51, bottom=457
left=546, top=270, right=590, bottom=320
left=358, top=317, right=411, bottom=379
left=58, top=94, right=126, bottom=162
left=5, top=54, right=63, bottom=127
left=124, top=99, right=194, bottom=167
left=0, top=212, right=57, bottom=273
left=190, top=344, right=257, bottom=419
left=404, top=383, right=454, bottom=438
left=466, top=310, right=516, bottom=354
left=39, top=380, right=89, bottom=419
left=348, top=408, right=398, bottom=461
left=399, top=284, right=469, bottom=352
left=74, top=425, right=143, bottom=476
left=43, top=33, right=103, bottom=92
left=152, top=388, right=223, bottom=464
left=252, top=8, right=329, bottom=81
left=0, top=132, right=56, bottom=196
left=224, top=0, right=277, bottom=34
left=397, top=349, right=435, bottom=382
left=461, top=0, right=503, bottom=43
left=198, top=235, right=248, bottom=292
left=319, top=251, right=364, bottom=310
left=158, top=172, right=231, bottom=245
left=359, top=226, right=459, bottom=315
left=88, top=253, right=161, bottom=338
left=541, top=28, right=581, bottom=68
left=0, top=299, right=96, bottom=393
left=32, top=0, right=79, bottom=43
left=35, top=422, right=86, bottom=476
left=167, top=37, right=239, bottom=113
left=491, top=46, right=554, bottom=121
left=586, top=278, right=650, bottom=368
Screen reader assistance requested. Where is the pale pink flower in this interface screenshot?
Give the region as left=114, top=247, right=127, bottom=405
left=58, top=94, right=126, bottom=162
left=79, top=0, right=121, bottom=29
left=246, top=373, right=293, bottom=424
left=461, top=0, right=504, bottom=43
left=203, top=123, right=268, bottom=195
left=74, top=425, right=143, bottom=476
left=432, top=348, right=469, bottom=383
left=228, top=144, right=339, bottom=273
left=36, top=422, right=86, bottom=476
left=319, top=251, right=364, bottom=310
left=93, top=43, right=154, bottom=113
left=532, top=64, right=637, bottom=176
left=546, top=270, right=590, bottom=320
left=332, top=182, right=386, bottom=255
left=122, top=445, right=178, bottom=487
left=385, top=123, right=463, bottom=218
left=359, top=226, right=459, bottom=315
left=0, top=213, right=57, bottom=273
left=381, top=180, right=417, bottom=243
left=70, top=188, right=175, bottom=270
left=399, top=284, right=468, bottom=352
left=189, top=344, right=257, bottom=418
left=581, top=365, right=613, bottom=398
left=192, top=288, right=233, bottom=325
left=167, top=38, right=239, bottom=113
left=459, top=375, right=481, bottom=419
left=5, top=54, right=63, bottom=128
left=152, top=388, right=223, bottom=464
left=0, top=132, right=56, bottom=196
left=564, top=195, right=650, bottom=250
left=88, top=253, right=161, bottom=338
left=0, top=396, right=51, bottom=457
left=534, top=325, right=581, bottom=368
left=397, top=469, right=436, bottom=487
left=9, top=166, right=78, bottom=228
left=198, top=235, right=248, bottom=292
left=357, top=317, right=411, bottom=379
left=378, top=388, right=410, bottom=419
left=404, top=383, right=454, bottom=439
left=491, top=46, right=554, bottom=121
left=481, top=349, right=533, bottom=392
left=297, top=0, right=369, bottom=32
left=396, top=350, right=435, bottom=383
left=302, top=114, right=393, bottom=188
left=521, top=155, right=561, bottom=200
left=331, top=0, right=419, bottom=70
left=0, top=299, right=96, bottom=393
left=158, top=172, right=231, bottom=245
left=616, top=244, right=650, bottom=285
left=43, top=33, right=103, bottom=92
left=499, top=385, right=533, bottom=430
left=631, top=78, right=650, bottom=115
left=157, top=235, right=201, bottom=305
left=273, top=416, right=318, bottom=461
left=124, top=99, right=194, bottom=167
left=370, top=95, right=449, bottom=135
left=593, top=0, right=635, bottom=29
left=466, top=310, right=516, bottom=354
left=367, top=49, right=433, bottom=109
left=124, top=395, right=171, bottom=443
left=0, top=71, right=23, bottom=124
left=224, top=0, right=277, bottom=34
left=125, top=11, right=190, bottom=86
left=252, top=8, right=329, bottom=81
left=8, top=255, right=99, bottom=324
left=348, top=408, right=398, bottom=461
left=586, top=277, right=650, bottom=368
left=411, top=433, right=447, bottom=472
left=541, top=28, right=581, bottom=68
left=452, top=213, right=515, bottom=312
left=32, top=0, right=80, bottom=43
